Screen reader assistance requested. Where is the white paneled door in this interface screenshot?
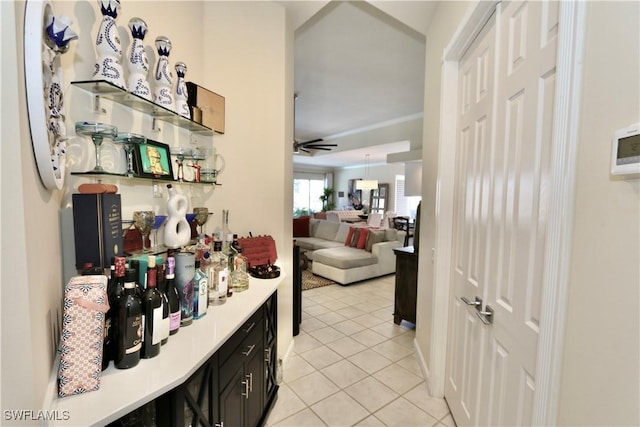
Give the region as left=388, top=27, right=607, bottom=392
left=445, top=1, right=558, bottom=426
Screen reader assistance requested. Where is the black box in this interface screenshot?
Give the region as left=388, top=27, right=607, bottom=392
left=72, top=193, right=123, bottom=269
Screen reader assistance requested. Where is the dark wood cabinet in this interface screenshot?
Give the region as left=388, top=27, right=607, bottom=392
left=151, top=292, right=278, bottom=427
left=393, top=247, right=418, bottom=325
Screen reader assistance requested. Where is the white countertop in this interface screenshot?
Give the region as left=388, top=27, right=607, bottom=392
left=45, top=275, right=282, bottom=426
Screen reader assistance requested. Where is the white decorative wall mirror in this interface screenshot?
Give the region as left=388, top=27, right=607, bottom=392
left=24, top=0, right=77, bottom=190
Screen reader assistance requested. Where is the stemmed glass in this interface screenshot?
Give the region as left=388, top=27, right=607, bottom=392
left=170, top=147, right=191, bottom=181
left=114, top=133, right=146, bottom=177
left=133, top=211, right=155, bottom=253
left=152, top=214, right=167, bottom=250
left=75, top=122, right=118, bottom=172
left=193, top=207, right=209, bottom=235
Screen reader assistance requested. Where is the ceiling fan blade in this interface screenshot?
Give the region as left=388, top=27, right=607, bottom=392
left=300, top=138, right=324, bottom=145
left=307, top=147, right=332, bottom=151
left=299, top=147, right=311, bottom=153
left=305, top=143, right=337, bottom=148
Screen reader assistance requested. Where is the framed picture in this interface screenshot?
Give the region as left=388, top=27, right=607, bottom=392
left=135, top=140, right=174, bottom=180
left=347, top=179, right=363, bottom=209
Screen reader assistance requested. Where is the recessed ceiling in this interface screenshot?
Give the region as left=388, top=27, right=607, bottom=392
left=290, top=1, right=434, bottom=168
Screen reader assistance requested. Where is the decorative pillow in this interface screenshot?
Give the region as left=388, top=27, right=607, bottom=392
left=365, top=229, right=386, bottom=251
left=310, top=218, right=320, bottom=236
left=349, top=228, right=360, bottom=247
left=293, top=216, right=310, bottom=237
left=344, top=226, right=356, bottom=247
left=315, top=221, right=340, bottom=240
left=385, top=228, right=398, bottom=242
left=356, top=227, right=369, bottom=249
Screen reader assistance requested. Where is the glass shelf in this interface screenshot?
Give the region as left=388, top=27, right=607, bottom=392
left=71, top=80, right=213, bottom=135
left=70, top=171, right=221, bottom=186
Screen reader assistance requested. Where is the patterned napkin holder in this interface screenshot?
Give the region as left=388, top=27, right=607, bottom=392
left=58, top=275, right=109, bottom=397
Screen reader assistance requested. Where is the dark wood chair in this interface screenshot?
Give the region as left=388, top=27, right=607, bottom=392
left=392, top=216, right=413, bottom=247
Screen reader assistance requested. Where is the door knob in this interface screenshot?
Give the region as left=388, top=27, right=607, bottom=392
left=476, top=305, right=494, bottom=325
left=461, top=296, right=482, bottom=311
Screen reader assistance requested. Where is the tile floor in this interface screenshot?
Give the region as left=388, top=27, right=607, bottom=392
left=265, top=274, right=454, bottom=427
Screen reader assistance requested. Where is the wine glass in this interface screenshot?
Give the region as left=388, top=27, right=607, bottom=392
left=133, top=211, right=155, bottom=253
left=75, top=122, right=118, bottom=172
left=114, top=133, right=146, bottom=177
left=152, top=214, right=167, bottom=250
left=193, top=207, right=209, bottom=235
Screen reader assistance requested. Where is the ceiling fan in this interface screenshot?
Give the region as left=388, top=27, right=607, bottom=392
left=293, top=94, right=337, bottom=154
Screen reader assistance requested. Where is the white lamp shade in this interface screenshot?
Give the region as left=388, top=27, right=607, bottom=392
left=355, top=179, right=378, bottom=191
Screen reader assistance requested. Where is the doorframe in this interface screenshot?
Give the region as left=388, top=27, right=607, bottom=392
left=430, top=1, right=586, bottom=425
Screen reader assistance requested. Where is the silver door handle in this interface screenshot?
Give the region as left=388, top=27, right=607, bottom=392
left=247, top=372, right=253, bottom=393
left=476, top=305, right=494, bottom=325
left=241, top=378, right=249, bottom=399
left=264, top=347, right=271, bottom=363
left=461, top=296, right=482, bottom=310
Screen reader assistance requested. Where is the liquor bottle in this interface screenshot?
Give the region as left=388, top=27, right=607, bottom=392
left=102, top=258, right=116, bottom=370
left=195, top=234, right=208, bottom=262
left=141, top=261, right=162, bottom=359
left=166, top=254, right=181, bottom=335
left=193, top=260, right=208, bottom=319
left=231, top=246, right=250, bottom=292
left=156, top=263, right=170, bottom=345
left=208, top=240, right=228, bottom=306
left=221, top=209, right=232, bottom=246
left=225, top=234, right=236, bottom=297
left=115, top=269, right=142, bottom=369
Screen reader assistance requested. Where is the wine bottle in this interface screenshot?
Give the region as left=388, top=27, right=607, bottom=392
left=115, top=269, right=142, bottom=369
left=193, top=260, right=208, bottom=319
left=156, top=263, right=170, bottom=345
left=141, top=259, right=162, bottom=359
left=129, top=259, right=143, bottom=297
left=166, top=255, right=181, bottom=335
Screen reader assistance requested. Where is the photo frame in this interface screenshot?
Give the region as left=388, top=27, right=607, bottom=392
left=134, top=140, right=174, bottom=180
left=347, top=179, right=363, bottom=209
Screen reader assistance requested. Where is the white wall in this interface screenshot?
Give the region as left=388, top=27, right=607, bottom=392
left=416, top=0, right=470, bottom=380
left=1, top=0, right=293, bottom=418
left=557, top=2, right=640, bottom=425
left=334, top=163, right=405, bottom=212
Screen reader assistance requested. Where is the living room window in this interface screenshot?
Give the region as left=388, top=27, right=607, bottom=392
left=395, top=175, right=421, bottom=220
left=293, top=174, right=325, bottom=216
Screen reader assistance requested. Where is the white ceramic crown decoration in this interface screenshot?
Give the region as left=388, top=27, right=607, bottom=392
left=93, top=0, right=126, bottom=89
left=174, top=62, right=190, bottom=119
left=127, top=17, right=151, bottom=100
left=153, top=36, right=174, bottom=111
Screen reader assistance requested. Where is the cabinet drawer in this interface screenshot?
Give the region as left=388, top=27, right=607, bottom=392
left=219, top=309, right=262, bottom=365
left=219, top=319, right=264, bottom=386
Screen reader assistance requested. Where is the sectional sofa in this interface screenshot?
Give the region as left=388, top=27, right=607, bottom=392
left=293, top=217, right=405, bottom=285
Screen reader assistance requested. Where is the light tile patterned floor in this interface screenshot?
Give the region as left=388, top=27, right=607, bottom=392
left=265, top=274, right=454, bottom=427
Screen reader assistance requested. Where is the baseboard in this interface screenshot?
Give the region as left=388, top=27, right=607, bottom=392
left=413, top=336, right=436, bottom=395
left=281, top=338, right=295, bottom=369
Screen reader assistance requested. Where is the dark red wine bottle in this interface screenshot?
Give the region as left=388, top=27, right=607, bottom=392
left=166, top=255, right=181, bottom=336
left=141, top=264, right=162, bottom=359
left=115, top=269, right=142, bottom=369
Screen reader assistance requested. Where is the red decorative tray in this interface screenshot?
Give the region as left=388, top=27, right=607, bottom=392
left=237, top=235, right=277, bottom=268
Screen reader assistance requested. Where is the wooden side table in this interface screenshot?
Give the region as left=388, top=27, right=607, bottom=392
left=393, top=246, right=418, bottom=325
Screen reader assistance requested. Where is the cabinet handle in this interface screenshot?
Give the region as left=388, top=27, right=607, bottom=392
left=215, top=423, right=224, bottom=427
left=242, top=344, right=255, bottom=357
left=247, top=372, right=253, bottom=393
left=241, top=378, right=249, bottom=399
left=264, top=347, right=270, bottom=363
left=243, top=322, right=256, bottom=334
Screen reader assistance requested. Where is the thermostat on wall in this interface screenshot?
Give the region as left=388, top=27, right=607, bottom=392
left=611, top=123, right=640, bottom=176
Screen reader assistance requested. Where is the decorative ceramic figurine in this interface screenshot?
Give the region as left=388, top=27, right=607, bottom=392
left=43, top=12, right=78, bottom=178
left=93, top=0, right=126, bottom=89
left=163, top=184, right=191, bottom=248
left=153, top=36, right=174, bottom=111
left=174, top=62, right=190, bottom=119
left=127, top=17, right=151, bottom=100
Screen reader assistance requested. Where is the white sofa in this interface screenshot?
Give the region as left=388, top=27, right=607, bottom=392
left=294, top=218, right=404, bottom=285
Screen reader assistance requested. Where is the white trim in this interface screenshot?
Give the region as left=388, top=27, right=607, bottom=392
left=431, top=1, right=585, bottom=424
left=413, top=337, right=431, bottom=387
left=532, top=2, right=585, bottom=425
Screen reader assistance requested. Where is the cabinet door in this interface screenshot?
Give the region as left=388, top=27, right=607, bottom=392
left=219, top=368, right=245, bottom=427
left=245, top=345, right=264, bottom=427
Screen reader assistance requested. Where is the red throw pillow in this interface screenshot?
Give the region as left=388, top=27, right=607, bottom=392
left=344, top=226, right=356, bottom=246
left=356, top=227, right=369, bottom=249
left=293, top=216, right=310, bottom=237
